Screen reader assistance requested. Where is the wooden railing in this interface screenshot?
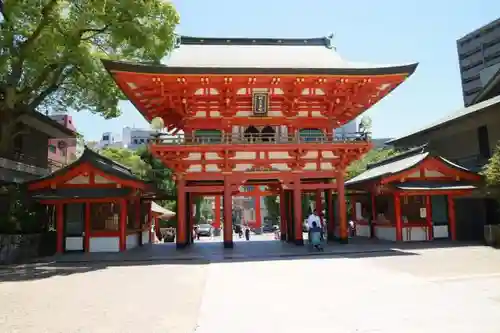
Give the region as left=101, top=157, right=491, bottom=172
left=151, top=132, right=371, bottom=145
left=0, top=152, right=50, bottom=176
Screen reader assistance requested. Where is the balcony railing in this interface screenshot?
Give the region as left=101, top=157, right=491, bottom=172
left=0, top=152, right=50, bottom=177
left=152, top=132, right=371, bottom=145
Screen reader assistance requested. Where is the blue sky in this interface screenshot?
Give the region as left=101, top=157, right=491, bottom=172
left=71, top=0, right=500, bottom=141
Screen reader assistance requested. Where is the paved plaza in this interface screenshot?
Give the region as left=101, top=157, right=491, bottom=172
left=1, top=240, right=500, bottom=332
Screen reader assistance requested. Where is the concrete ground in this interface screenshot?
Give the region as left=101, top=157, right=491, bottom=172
left=1, top=239, right=500, bottom=332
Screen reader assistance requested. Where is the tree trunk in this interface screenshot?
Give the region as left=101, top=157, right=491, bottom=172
left=0, top=107, right=19, bottom=157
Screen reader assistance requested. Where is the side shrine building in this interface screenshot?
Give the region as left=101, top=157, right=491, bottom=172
left=26, top=148, right=161, bottom=253
left=102, top=35, right=418, bottom=248
left=346, top=146, right=482, bottom=242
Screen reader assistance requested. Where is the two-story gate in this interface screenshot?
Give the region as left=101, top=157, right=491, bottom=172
left=102, top=35, right=417, bottom=248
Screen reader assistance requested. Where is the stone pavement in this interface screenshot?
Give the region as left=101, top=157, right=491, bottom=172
left=1, top=239, right=500, bottom=332
left=194, top=246, right=500, bottom=333
left=36, top=234, right=476, bottom=264
left=0, top=263, right=208, bottom=333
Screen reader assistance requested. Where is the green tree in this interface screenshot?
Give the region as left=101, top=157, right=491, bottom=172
left=0, top=0, right=179, bottom=155
left=100, top=147, right=148, bottom=177
left=100, top=146, right=177, bottom=215
left=264, top=195, right=280, bottom=220
left=135, top=146, right=175, bottom=194
left=346, top=148, right=397, bottom=179
left=481, top=142, right=500, bottom=200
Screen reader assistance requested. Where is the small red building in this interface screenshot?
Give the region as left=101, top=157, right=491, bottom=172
left=26, top=148, right=160, bottom=253
left=345, top=146, right=482, bottom=242
left=102, top=35, right=417, bottom=248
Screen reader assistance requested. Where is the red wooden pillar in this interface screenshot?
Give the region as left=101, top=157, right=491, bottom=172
left=255, top=188, right=262, bottom=229
left=337, top=172, right=348, bottom=243
left=188, top=194, right=194, bottom=245
left=426, top=195, right=433, bottom=241
left=394, top=194, right=403, bottom=241
left=154, top=215, right=160, bottom=240
left=147, top=201, right=153, bottom=243
left=119, top=199, right=127, bottom=251
left=279, top=188, right=287, bottom=241
left=287, top=189, right=293, bottom=242
left=371, top=193, right=377, bottom=239
left=84, top=203, right=91, bottom=252
left=176, top=176, right=187, bottom=248
left=315, top=189, right=323, bottom=215
left=448, top=195, right=456, bottom=241
left=351, top=195, right=357, bottom=220
left=214, top=195, right=221, bottom=229
left=223, top=177, right=233, bottom=248
left=134, top=199, right=141, bottom=230
left=56, top=203, right=64, bottom=253
left=327, top=188, right=334, bottom=241
left=293, top=177, right=303, bottom=245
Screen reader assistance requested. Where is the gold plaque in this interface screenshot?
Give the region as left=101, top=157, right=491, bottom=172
left=252, top=92, right=269, bottom=116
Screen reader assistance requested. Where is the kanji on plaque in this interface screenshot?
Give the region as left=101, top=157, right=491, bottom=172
left=252, top=92, right=269, bottom=116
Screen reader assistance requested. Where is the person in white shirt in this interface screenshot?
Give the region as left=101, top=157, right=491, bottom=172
left=307, top=212, right=320, bottom=229
left=307, top=212, right=320, bottom=244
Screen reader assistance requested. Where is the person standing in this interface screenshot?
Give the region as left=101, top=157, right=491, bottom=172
left=307, top=211, right=320, bottom=244
left=309, top=221, right=323, bottom=251
left=245, top=226, right=251, bottom=241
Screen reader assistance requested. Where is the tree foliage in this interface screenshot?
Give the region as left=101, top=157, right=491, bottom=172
left=99, top=146, right=175, bottom=194
left=481, top=142, right=500, bottom=200
left=99, top=146, right=147, bottom=176
left=264, top=195, right=279, bottom=220
left=0, top=0, right=179, bottom=154
left=346, top=148, right=397, bottom=179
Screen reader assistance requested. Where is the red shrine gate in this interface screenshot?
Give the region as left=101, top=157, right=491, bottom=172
left=102, top=35, right=417, bottom=248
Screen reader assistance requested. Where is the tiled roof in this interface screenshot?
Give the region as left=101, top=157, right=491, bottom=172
left=165, top=36, right=416, bottom=71
left=387, top=94, right=500, bottom=145
left=25, top=147, right=144, bottom=185
left=102, top=35, right=418, bottom=76
left=346, top=151, right=429, bottom=185
left=345, top=146, right=476, bottom=186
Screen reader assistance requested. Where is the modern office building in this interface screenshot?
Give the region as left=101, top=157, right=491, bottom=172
left=457, top=17, right=500, bottom=106
left=95, top=127, right=157, bottom=151
left=122, top=127, right=157, bottom=150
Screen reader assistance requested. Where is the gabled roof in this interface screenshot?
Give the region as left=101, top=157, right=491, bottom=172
left=151, top=201, right=175, bottom=218
left=387, top=94, right=500, bottom=145
left=102, top=35, right=418, bottom=76
left=345, top=146, right=476, bottom=186
left=26, top=147, right=145, bottom=187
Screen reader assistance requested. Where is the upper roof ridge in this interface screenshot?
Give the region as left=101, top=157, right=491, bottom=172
left=366, top=144, right=428, bottom=170
left=176, top=34, right=336, bottom=49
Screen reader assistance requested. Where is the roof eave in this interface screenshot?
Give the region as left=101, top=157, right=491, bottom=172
left=388, top=95, right=500, bottom=145
left=101, top=59, right=418, bottom=77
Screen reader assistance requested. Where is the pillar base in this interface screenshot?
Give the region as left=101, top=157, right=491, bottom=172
left=280, top=234, right=287, bottom=241
left=294, top=238, right=304, bottom=246
left=176, top=242, right=188, bottom=249
left=338, top=237, right=348, bottom=244
left=223, top=241, right=234, bottom=249
left=327, top=231, right=336, bottom=242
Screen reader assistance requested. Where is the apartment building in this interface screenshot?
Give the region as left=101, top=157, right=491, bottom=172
left=457, top=17, right=500, bottom=106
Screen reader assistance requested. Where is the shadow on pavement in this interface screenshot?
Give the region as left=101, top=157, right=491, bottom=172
left=0, top=238, right=483, bottom=282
